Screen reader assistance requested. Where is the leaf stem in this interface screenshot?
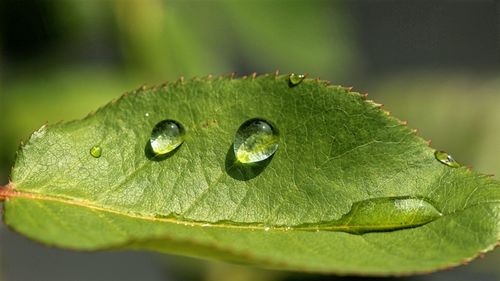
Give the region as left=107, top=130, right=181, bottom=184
left=0, top=183, right=14, bottom=201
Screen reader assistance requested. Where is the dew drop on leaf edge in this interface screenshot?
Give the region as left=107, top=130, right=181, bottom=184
left=234, top=118, right=279, bottom=164
left=289, top=73, right=305, bottom=86
left=434, top=150, right=460, bottom=168
left=150, top=120, right=185, bottom=155
left=89, top=145, right=102, bottom=158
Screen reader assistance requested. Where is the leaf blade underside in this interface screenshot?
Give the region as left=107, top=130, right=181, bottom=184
left=3, top=74, right=499, bottom=275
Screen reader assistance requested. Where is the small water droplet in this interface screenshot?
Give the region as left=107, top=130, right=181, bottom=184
left=150, top=120, right=185, bottom=155
left=90, top=145, right=102, bottom=158
left=434, top=150, right=460, bottom=168
left=289, top=73, right=305, bottom=86
left=234, top=118, right=279, bottom=163
left=145, top=113, right=150, bottom=117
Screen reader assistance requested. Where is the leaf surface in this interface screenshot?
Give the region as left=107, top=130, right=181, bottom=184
left=2, top=74, right=499, bottom=275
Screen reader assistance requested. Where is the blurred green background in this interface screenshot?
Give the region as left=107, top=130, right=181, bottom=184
left=0, top=0, right=498, bottom=280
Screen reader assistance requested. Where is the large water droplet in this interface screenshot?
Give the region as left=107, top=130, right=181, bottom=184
left=90, top=145, right=102, bottom=158
left=150, top=120, right=185, bottom=155
left=289, top=73, right=305, bottom=86
left=295, top=196, right=442, bottom=234
left=233, top=118, right=279, bottom=163
left=434, top=150, right=460, bottom=168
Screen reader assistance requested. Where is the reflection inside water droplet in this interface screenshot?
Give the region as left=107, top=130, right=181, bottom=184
left=225, top=143, right=274, bottom=181
left=434, top=150, right=460, bottom=168
left=150, top=119, right=185, bottom=156
left=90, top=145, right=102, bottom=158
left=233, top=118, right=279, bottom=164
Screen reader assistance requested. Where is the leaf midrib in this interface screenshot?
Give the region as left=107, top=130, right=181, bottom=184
left=2, top=185, right=497, bottom=233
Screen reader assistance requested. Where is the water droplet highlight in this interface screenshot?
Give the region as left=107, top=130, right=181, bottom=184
left=289, top=73, right=305, bottom=86
left=150, top=120, right=185, bottom=155
left=90, top=145, right=102, bottom=158
left=434, top=150, right=460, bottom=168
left=233, top=118, right=279, bottom=163
left=145, top=113, right=150, bottom=117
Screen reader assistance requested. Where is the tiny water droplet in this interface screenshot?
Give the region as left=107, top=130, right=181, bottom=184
left=289, top=73, right=305, bottom=86
left=150, top=120, right=185, bottom=155
left=145, top=113, right=150, bottom=117
left=90, top=145, right=102, bottom=158
left=434, top=150, right=460, bottom=168
left=234, top=118, right=279, bottom=163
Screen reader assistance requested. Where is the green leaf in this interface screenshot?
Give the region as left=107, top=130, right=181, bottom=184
left=2, top=74, right=499, bottom=275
